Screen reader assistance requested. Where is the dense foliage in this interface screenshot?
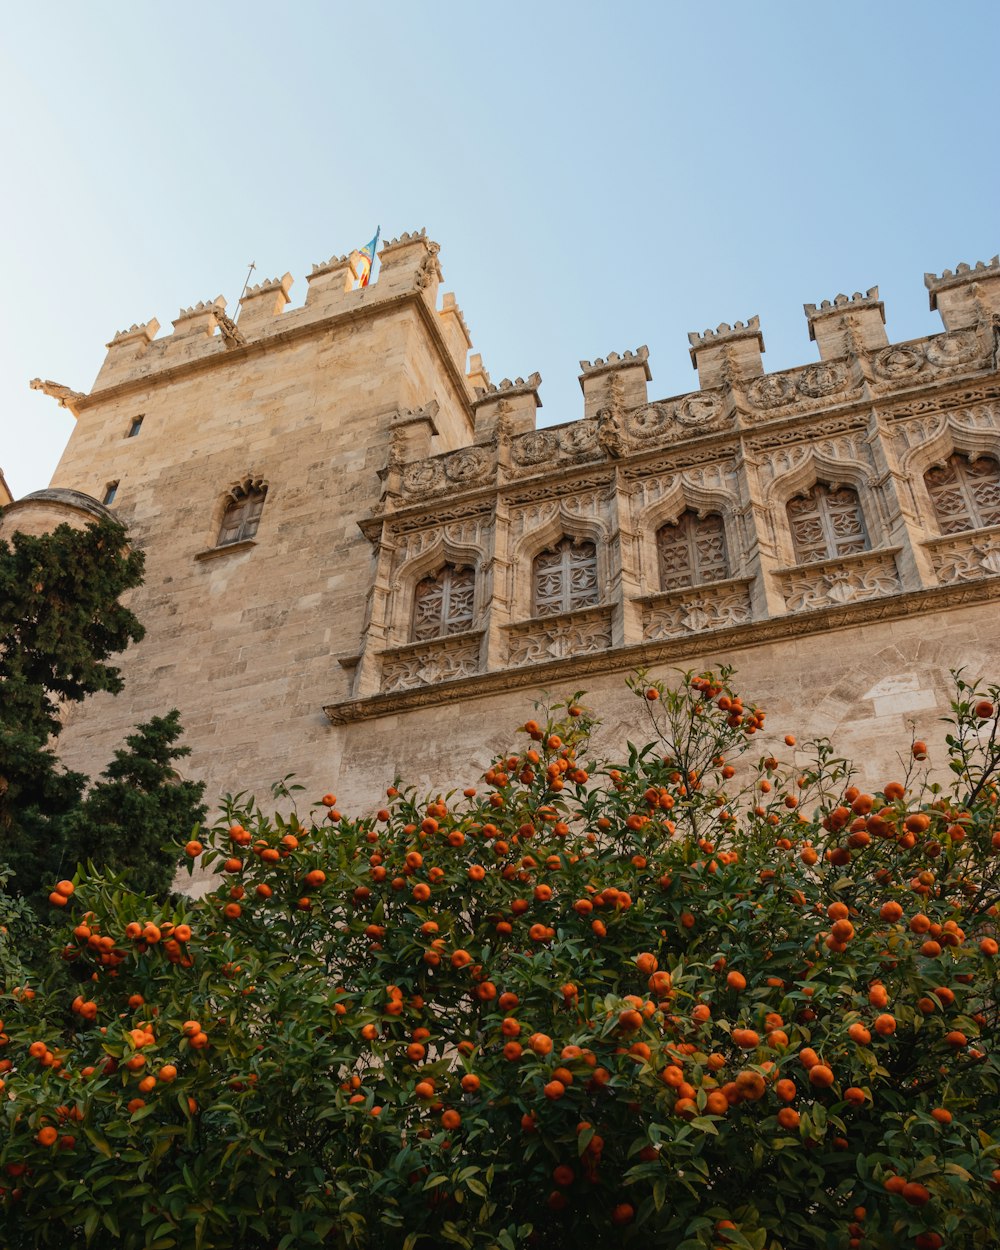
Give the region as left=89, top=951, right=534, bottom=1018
left=0, top=517, right=204, bottom=901
left=1, top=670, right=998, bottom=1250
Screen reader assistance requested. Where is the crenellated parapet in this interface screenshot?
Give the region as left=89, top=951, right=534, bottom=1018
left=688, top=318, right=764, bottom=389
left=578, top=347, right=650, bottom=419
left=471, top=373, right=542, bottom=442
left=925, top=257, right=1000, bottom=330
left=804, top=288, right=887, bottom=360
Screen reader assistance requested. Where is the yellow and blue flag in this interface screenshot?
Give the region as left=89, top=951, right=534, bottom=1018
left=355, top=227, right=381, bottom=287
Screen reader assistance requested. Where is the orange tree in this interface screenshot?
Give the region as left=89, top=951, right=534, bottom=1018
left=1, top=669, right=999, bottom=1250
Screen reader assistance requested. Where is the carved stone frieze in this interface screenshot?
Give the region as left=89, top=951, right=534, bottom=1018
left=777, top=548, right=901, bottom=613
left=503, top=473, right=614, bottom=507
left=380, top=632, right=482, bottom=692
left=889, top=401, right=1000, bottom=457
left=629, top=460, right=739, bottom=511
left=389, top=512, right=493, bottom=567
left=641, top=578, right=753, bottom=640
left=625, top=392, right=729, bottom=445
left=874, top=329, right=989, bottom=383
left=504, top=605, right=613, bottom=666
left=924, top=525, right=1000, bottom=583
left=886, top=384, right=1000, bottom=420
left=512, top=430, right=560, bottom=466
left=745, top=361, right=851, bottom=412
left=400, top=446, right=495, bottom=498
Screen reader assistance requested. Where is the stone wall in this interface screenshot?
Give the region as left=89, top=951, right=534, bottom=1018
left=6, top=238, right=1000, bottom=841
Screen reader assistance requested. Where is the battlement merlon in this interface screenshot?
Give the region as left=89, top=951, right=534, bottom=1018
left=238, top=273, right=293, bottom=332
left=171, top=296, right=229, bottom=339
left=688, top=318, right=764, bottom=390
left=803, top=288, right=887, bottom=361
left=471, top=373, right=541, bottom=443
left=438, top=293, right=473, bottom=380
left=925, top=257, right=1000, bottom=330
left=578, top=348, right=651, bottom=419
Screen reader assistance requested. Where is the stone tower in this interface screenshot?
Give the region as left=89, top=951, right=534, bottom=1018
left=8, top=242, right=1000, bottom=813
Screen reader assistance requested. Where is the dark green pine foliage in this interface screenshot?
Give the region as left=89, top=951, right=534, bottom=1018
left=0, top=516, right=204, bottom=901
left=63, top=711, right=206, bottom=898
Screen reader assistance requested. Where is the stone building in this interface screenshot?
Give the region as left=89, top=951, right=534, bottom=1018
left=6, top=235, right=1000, bottom=813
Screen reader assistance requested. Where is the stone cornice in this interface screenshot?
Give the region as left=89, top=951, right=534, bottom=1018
left=73, top=289, right=474, bottom=430
left=323, top=574, right=1000, bottom=725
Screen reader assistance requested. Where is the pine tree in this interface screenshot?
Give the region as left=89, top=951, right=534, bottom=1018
left=0, top=516, right=204, bottom=900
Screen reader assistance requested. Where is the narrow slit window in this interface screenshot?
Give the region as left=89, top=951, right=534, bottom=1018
left=102, top=481, right=119, bottom=506
left=127, top=416, right=144, bottom=438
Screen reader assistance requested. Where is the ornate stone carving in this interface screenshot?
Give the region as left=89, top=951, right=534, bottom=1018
left=924, top=526, right=1000, bottom=583
left=874, top=345, right=926, bottom=380
left=402, top=460, right=445, bottom=496
left=444, top=447, right=493, bottom=485
left=797, top=361, right=849, bottom=398
left=512, top=430, right=560, bottom=466
left=380, top=632, right=481, bottom=692
left=29, top=378, right=86, bottom=416
left=746, top=374, right=797, bottom=409
left=778, top=549, right=901, bottom=612
left=626, top=404, right=673, bottom=441
left=561, top=418, right=601, bottom=458
left=642, top=578, right=753, bottom=640
left=926, top=329, right=982, bottom=368
left=505, top=605, right=613, bottom=666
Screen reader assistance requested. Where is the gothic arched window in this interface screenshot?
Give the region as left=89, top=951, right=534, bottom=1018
left=787, top=484, right=869, bottom=564
left=412, top=564, right=476, bottom=641
left=924, top=453, right=1000, bottom=535
left=217, top=483, right=267, bottom=546
left=532, top=537, right=599, bottom=617
left=656, top=511, right=730, bottom=591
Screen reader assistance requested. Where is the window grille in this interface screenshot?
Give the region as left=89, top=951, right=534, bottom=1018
left=656, top=511, right=730, bottom=590
left=924, top=453, right=1000, bottom=535
left=412, top=565, right=476, bottom=640
left=217, top=484, right=267, bottom=546
left=787, top=485, right=869, bottom=564
left=532, top=537, right=599, bottom=617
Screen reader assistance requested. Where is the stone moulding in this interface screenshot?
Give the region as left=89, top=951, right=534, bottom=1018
left=323, top=576, right=1000, bottom=726
left=502, top=605, right=614, bottom=666
left=380, top=631, right=484, bottom=692
left=776, top=547, right=902, bottom=613
left=923, top=524, right=1000, bottom=583
left=639, top=577, right=754, bottom=640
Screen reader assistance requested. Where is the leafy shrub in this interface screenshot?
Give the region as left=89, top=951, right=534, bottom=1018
left=1, top=670, right=998, bottom=1250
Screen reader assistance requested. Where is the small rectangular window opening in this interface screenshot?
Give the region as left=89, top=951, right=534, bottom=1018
left=127, top=416, right=144, bottom=438
left=103, top=482, right=119, bottom=506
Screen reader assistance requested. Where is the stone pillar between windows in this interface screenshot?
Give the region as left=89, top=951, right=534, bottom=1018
left=865, top=408, right=939, bottom=590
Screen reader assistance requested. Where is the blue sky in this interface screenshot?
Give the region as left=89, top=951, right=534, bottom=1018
left=2, top=1, right=998, bottom=496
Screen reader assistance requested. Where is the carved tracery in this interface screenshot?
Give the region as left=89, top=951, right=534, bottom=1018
left=656, top=511, right=730, bottom=590
left=924, top=453, right=1000, bottom=535
left=412, top=564, right=476, bottom=641
left=787, top=484, right=869, bottom=565
left=532, top=537, right=599, bottom=617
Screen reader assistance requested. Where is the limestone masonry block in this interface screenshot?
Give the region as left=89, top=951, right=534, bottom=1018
left=688, top=318, right=764, bottom=389
left=578, top=347, right=650, bottom=419
left=804, top=288, right=887, bottom=360
left=437, top=293, right=473, bottom=374
left=171, top=296, right=229, bottom=339
left=925, top=257, right=1000, bottom=330
left=305, top=252, right=356, bottom=308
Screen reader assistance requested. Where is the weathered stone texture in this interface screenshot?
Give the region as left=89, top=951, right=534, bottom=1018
left=6, top=237, right=1000, bottom=855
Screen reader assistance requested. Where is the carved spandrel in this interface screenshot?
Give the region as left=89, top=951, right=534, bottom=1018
left=504, top=606, right=613, bottom=666
left=778, top=549, right=901, bottom=612
left=924, top=526, right=1000, bottom=583
left=380, top=633, right=482, bottom=693
left=642, top=579, right=753, bottom=640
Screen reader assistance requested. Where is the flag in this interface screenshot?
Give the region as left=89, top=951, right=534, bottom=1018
left=355, top=227, right=380, bottom=288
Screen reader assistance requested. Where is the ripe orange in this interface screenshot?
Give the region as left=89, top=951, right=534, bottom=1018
left=36, top=1126, right=58, bottom=1147
left=874, top=1014, right=896, bottom=1036
left=808, top=1064, right=834, bottom=1088
left=777, top=1107, right=800, bottom=1129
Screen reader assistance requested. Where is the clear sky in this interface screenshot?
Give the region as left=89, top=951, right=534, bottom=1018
left=1, top=1, right=997, bottom=497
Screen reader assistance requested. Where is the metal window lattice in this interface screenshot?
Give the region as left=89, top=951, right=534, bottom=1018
left=218, top=486, right=266, bottom=546
left=787, top=485, right=869, bottom=564
left=925, top=454, right=1000, bottom=536
left=657, top=512, right=730, bottom=591
left=412, top=565, right=476, bottom=641
left=532, top=538, right=599, bottom=617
